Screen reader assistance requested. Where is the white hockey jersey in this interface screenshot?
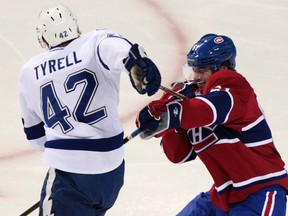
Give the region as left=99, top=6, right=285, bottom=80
left=19, top=29, right=132, bottom=174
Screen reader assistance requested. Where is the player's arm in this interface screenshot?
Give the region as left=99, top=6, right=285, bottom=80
left=18, top=70, right=46, bottom=151
left=97, top=33, right=161, bottom=96
left=135, top=87, right=233, bottom=138
left=161, top=128, right=196, bottom=164
left=22, top=119, right=46, bottom=151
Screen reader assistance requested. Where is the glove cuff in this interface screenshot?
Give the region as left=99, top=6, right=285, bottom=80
left=167, top=102, right=182, bottom=129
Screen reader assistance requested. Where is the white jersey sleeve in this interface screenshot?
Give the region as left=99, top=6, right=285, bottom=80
left=18, top=29, right=132, bottom=174
left=98, top=33, right=132, bottom=73
left=18, top=64, right=47, bottom=151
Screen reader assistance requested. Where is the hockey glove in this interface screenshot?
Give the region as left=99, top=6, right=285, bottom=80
left=136, top=100, right=182, bottom=139
left=124, top=44, right=161, bottom=96
left=135, top=81, right=197, bottom=139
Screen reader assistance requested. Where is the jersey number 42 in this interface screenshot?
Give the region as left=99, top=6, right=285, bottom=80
left=40, top=69, right=107, bottom=133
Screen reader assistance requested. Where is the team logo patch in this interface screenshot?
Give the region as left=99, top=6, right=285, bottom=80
left=214, top=37, right=224, bottom=44
left=173, top=106, right=179, bottom=117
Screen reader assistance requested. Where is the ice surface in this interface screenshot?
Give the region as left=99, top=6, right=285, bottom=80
left=0, top=0, right=287, bottom=215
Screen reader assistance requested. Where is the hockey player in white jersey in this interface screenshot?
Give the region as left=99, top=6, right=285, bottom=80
left=18, top=5, right=161, bottom=216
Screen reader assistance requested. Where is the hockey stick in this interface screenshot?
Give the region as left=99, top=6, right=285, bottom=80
left=123, top=127, right=142, bottom=144
left=123, top=85, right=188, bottom=143
left=159, top=85, right=188, bottom=100
left=20, top=201, right=40, bottom=216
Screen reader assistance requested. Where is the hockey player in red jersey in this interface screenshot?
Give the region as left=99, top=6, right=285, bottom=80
left=135, top=34, right=288, bottom=215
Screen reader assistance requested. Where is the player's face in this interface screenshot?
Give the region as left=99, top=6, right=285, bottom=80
left=192, top=67, right=213, bottom=93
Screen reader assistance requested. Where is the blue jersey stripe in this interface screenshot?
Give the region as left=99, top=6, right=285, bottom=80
left=45, top=132, right=123, bottom=152
left=241, top=118, right=272, bottom=143
left=97, top=45, right=110, bottom=70
left=201, top=90, right=232, bottom=124
left=97, top=36, right=132, bottom=70
left=23, top=120, right=45, bottom=140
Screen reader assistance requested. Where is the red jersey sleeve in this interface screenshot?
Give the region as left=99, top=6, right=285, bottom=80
left=179, top=69, right=258, bottom=131
left=161, top=128, right=196, bottom=164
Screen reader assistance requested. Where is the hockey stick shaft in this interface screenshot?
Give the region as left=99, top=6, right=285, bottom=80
left=159, top=85, right=188, bottom=100
left=20, top=201, right=40, bottom=216
left=123, top=85, right=187, bottom=143
left=123, top=127, right=142, bottom=144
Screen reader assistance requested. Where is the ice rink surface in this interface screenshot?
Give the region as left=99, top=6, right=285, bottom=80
left=0, top=0, right=287, bottom=215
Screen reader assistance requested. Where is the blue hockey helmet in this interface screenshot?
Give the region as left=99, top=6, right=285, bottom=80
left=187, top=34, right=236, bottom=72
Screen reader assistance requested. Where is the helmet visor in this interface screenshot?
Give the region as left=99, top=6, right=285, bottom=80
left=183, top=63, right=193, bottom=81
left=183, top=63, right=212, bottom=80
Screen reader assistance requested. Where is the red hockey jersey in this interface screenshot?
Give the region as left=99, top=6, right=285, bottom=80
left=161, top=69, right=288, bottom=211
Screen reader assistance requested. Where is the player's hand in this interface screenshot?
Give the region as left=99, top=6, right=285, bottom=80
left=136, top=99, right=182, bottom=139
left=124, top=44, right=161, bottom=96
left=136, top=99, right=166, bottom=132
left=135, top=81, right=197, bottom=139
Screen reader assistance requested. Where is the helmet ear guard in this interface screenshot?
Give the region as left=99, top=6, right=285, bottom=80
left=36, top=5, right=81, bottom=49
left=187, top=34, right=237, bottom=72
